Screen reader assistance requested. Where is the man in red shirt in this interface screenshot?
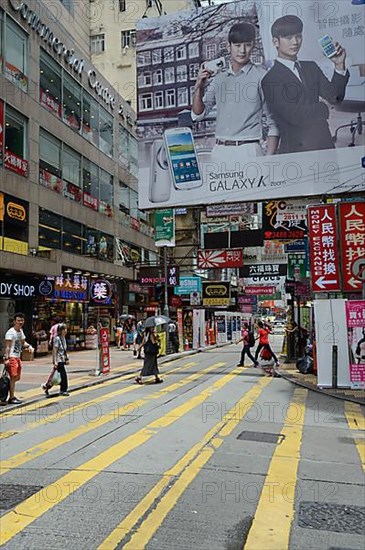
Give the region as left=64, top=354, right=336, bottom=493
left=255, top=320, right=279, bottom=367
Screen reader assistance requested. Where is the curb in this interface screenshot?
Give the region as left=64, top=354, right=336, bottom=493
left=278, top=369, right=365, bottom=406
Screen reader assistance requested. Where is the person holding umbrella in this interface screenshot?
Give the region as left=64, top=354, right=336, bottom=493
left=135, top=315, right=168, bottom=384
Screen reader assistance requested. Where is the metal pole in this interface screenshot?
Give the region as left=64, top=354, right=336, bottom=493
left=163, top=246, right=169, bottom=318
left=332, top=345, right=338, bottom=389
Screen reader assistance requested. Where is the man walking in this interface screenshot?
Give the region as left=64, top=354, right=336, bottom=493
left=192, top=21, right=279, bottom=163
left=261, top=15, right=349, bottom=154
left=2, top=312, right=33, bottom=405
left=236, top=322, right=258, bottom=367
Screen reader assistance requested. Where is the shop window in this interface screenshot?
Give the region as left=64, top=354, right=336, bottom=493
left=63, top=71, right=81, bottom=132
left=63, top=145, right=81, bottom=202
left=62, top=218, right=82, bottom=254
left=99, top=169, right=113, bottom=218
left=98, top=232, right=114, bottom=262
left=82, top=159, right=99, bottom=210
left=91, top=34, right=105, bottom=54
left=40, top=50, right=62, bottom=117
left=82, top=91, right=99, bottom=147
left=4, top=106, right=28, bottom=177
left=84, top=227, right=98, bottom=256
left=39, top=129, right=62, bottom=192
left=5, top=18, right=28, bottom=91
left=39, top=209, right=62, bottom=250
left=99, top=107, right=113, bottom=157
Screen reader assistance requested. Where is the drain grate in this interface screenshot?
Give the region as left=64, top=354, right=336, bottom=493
left=298, top=502, right=365, bottom=534
left=237, top=431, right=285, bottom=444
left=0, top=484, right=43, bottom=510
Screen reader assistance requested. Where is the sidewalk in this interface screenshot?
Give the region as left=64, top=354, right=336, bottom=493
left=278, top=361, right=365, bottom=406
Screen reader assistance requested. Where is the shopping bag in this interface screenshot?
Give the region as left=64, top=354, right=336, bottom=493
left=0, top=366, right=10, bottom=402
left=46, top=367, right=61, bottom=387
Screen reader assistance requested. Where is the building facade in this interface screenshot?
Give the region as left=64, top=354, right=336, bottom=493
left=0, top=0, right=158, bottom=353
left=89, top=0, right=201, bottom=110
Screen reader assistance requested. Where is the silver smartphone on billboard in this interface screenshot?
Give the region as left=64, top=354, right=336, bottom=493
left=204, top=56, right=226, bottom=76
left=149, top=140, right=171, bottom=203
left=163, top=127, right=203, bottom=190
left=318, top=35, right=337, bottom=58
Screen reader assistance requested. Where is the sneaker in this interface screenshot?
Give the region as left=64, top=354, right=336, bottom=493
left=237, top=363, right=243, bottom=367
left=59, top=392, right=69, bottom=396
left=8, top=397, right=22, bottom=405
left=41, top=384, right=49, bottom=396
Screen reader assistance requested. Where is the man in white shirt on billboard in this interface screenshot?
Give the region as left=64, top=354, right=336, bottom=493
left=192, top=21, right=279, bottom=166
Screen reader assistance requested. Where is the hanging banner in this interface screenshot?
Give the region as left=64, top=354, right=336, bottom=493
left=155, top=209, right=175, bottom=247
left=99, top=328, right=111, bottom=374
left=345, top=300, right=365, bottom=389
left=308, top=205, right=341, bottom=292
left=339, top=202, right=365, bottom=292
left=198, top=248, right=243, bottom=269
left=239, top=264, right=287, bottom=279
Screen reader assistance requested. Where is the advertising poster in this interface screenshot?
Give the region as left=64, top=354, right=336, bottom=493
left=155, top=208, right=175, bottom=247
left=136, top=0, right=364, bottom=210
left=346, top=300, right=365, bottom=389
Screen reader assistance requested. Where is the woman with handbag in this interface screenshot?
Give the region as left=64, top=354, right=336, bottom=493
left=42, top=323, right=69, bottom=396
left=135, top=327, right=162, bottom=385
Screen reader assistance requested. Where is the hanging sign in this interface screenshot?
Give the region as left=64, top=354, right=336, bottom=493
left=339, top=202, right=365, bottom=292
left=198, top=248, right=243, bottom=269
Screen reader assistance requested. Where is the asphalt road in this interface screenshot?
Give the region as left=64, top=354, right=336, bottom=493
left=0, top=345, right=364, bottom=550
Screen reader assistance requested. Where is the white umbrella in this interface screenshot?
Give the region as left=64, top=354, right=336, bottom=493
left=144, top=315, right=170, bottom=328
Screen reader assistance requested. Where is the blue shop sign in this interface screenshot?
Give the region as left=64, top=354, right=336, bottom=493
left=174, top=276, right=202, bottom=295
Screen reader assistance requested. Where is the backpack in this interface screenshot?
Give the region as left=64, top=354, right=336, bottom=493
left=248, top=331, right=255, bottom=347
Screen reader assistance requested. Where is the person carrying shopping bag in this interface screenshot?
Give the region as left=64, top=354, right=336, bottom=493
left=42, top=323, right=69, bottom=396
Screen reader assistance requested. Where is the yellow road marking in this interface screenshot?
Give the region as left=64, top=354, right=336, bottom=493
left=0, top=362, right=222, bottom=475
left=0, top=361, right=197, bottom=437
left=0, top=364, right=239, bottom=545
left=344, top=402, right=365, bottom=470
left=105, top=375, right=271, bottom=550
left=244, top=388, right=307, bottom=550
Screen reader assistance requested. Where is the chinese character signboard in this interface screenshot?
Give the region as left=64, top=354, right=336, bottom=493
left=345, top=300, right=365, bottom=389
left=202, top=282, right=230, bottom=307
left=155, top=209, right=175, bottom=247
left=239, top=264, right=287, bottom=279
left=90, top=279, right=112, bottom=305
left=47, top=274, right=89, bottom=302
left=288, top=253, right=308, bottom=280
left=339, top=202, right=365, bottom=292
left=4, top=150, right=28, bottom=177
left=139, top=266, right=179, bottom=286
left=308, top=205, right=341, bottom=292
left=198, top=248, right=243, bottom=269
left=262, top=200, right=309, bottom=240
left=99, top=327, right=111, bottom=374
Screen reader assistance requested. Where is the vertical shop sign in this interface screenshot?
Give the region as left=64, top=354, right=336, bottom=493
left=345, top=300, right=365, bottom=389
left=99, top=327, right=111, bottom=374
left=0, top=99, right=3, bottom=167
left=339, top=203, right=365, bottom=292
left=155, top=209, right=175, bottom=247
left=308, top=205, right=341, bottom=292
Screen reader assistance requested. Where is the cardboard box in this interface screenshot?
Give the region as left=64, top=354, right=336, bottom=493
left=22, top=349, right=34, bottom=361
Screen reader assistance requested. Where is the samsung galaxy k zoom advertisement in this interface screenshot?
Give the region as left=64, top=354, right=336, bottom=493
left=136, top=0, right=365, bottom=209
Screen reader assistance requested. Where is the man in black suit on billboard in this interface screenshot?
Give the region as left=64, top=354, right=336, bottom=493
left=261, top=15, right=349, bottom=154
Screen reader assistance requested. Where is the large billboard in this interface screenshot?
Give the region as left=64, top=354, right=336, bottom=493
left=136, top=0, right=364, bottom=209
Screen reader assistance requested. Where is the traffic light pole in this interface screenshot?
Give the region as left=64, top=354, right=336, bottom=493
left=163, top=246, right=169, bottom=318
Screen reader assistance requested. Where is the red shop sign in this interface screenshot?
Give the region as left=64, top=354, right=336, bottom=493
left=245, top=286, right=276, bottom=295
left=308, top=205, right=341, bottom=292
left=198, top=248, right=244, bottom=269
left=4, top=150, right=28, bottom=177
left=99, top=328, right=110, bottom=374
left=339, top=202, right=365, bottom=292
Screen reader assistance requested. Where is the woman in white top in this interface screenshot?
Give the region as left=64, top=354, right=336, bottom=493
left=42, top=323, right=69, bottom=396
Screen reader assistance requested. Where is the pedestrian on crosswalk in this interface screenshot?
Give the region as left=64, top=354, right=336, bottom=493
left=254, top=320, right=279, bottom=368
left=236, top=322, right=258, bottom=367
left=42, top=323, right=69, bottom=396
left=135, top=327, right=163, bottom=385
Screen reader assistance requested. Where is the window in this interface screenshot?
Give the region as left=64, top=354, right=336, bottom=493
left=5, top=18, right=28, bottom=91
left=154, top=91, right=164, bottom=109
left=99, top=107, right=113, bottom=157
left=176, top=65, right=187, bottom=82
left=82, top=91, right=99, bottom=146
left=189, top=63, right=199, bottom=80
left=165, top=89, right=176, bottom=108
left=118, top=182, right=130, bottom=214
left=139, top=93, right=153, bottom=111
left=137, top=52, right=151, bottom=66
left=138, top=71, right=152, bottom=88
left=188, top=42, right=199, bottom=58
left=121, top=29, right=136, bottom=48
left=118, top=125, right=129, bottom=167
left=90, top=34, right=105, bottom=54
left=39, top=129, right=62, bottom=191
left=164, top=47, right=174, bottom=63
left=63, top=145, right=81, bottom=187
left=177, top=87, right=188, bottom=106
left=4, top=106, right=28, bottom=177
left=190, top=86, right=196, bottom=103
left=129, top=135, right=138, bottom=177
left=152, top=49, right=162, bottom=64
left=129, top=189, right=138, bottom=218
left=99, top=169, right=113, bottom=217
left=63, top=71, right=81, bottom=131
left=119, top=0, right=126, bottom=11
left=153, top=69, right=163, bottom=85
left=176, top=45, right=187, bottom=60
left=82, top=159, right=99, bottom=209
left=60, top=0, right=74, bottom=14
left=62, top=218, right=82, bottom=255
left=164, top=66, right=175, bottom=84
left=40, top=51, right=62, bottom=117
left=205, top=44, right=217, bottom=59
left=39, top=209, right=62, bottom=250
